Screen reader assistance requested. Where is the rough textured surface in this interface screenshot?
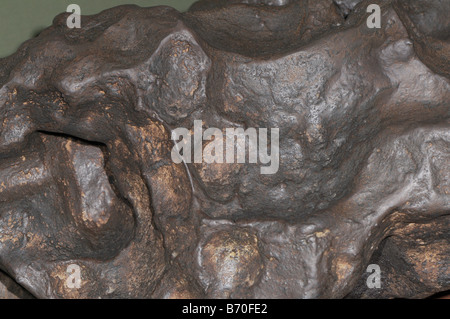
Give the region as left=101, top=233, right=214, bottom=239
left=0, top=270, right=33, bottom=299
left=0, top=0, right=448, bottom=298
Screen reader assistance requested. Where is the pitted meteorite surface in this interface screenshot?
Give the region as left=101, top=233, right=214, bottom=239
left=0, top=0, right=449, bottom=298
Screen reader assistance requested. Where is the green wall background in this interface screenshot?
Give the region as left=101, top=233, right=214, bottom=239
left=0, top=0, right=197, bottom=58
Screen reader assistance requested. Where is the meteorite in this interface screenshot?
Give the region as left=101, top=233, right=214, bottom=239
left=0, top=0, right=448, bottom=299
